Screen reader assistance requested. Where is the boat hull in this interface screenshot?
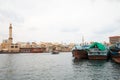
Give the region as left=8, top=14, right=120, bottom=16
left=109, top=49, right=120, bottom=63
left=111, top=55, right=120, bottom=63
left=52, top=51, right=59, bottom=54
left=72, top=50, right=88, bottom=59
left=88, top=55, right=107, bottom=60
left=88, top=48, right=108, bottom=60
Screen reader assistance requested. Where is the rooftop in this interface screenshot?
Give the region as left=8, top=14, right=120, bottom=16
left=109, top=36, right=120, bottom=38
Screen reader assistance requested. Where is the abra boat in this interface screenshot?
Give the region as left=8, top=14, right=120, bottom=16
left=109, top=42, right=120, bottom=63
left=51, top=47, right=59, bottom=54
left=88, top=42, right=108, bottom=60
left=52, top=51, right=59, bottom=54
left=72, top=45, right=88, bottom=59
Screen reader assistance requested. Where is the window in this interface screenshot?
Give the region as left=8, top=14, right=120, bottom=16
left=15, top=46, right=18, bottom=48
left=11, top=46, right=14, bottom=48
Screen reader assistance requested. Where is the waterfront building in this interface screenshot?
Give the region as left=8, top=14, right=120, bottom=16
left=26, top=42, right=32, bottom=48
left=31, top=42, right=37, bottom=48
left=8, top=24, right=19, bottom=52
left=68, top=43, right=75, bottom=51
left=109, top=36, right=120, bottom=44
left=9, top=43, right=20, bottom=52
left=39, top=42, right=54, bottom=52
left=0, top=44, right=2, bottom=52
left=20, top=48, right=31, bottom=53
left=31, top=48, right=46, bottom=53
left=44, top=42, right=53, bottom=52
left=39, top=42, right=46, bottom=48
left=1, top=24, right=19, bottom=53
left=1, top=40, right=10, bottom=52
left=17, top=42, right=31, bottom=48
left=17, top=42, right=46, bottom=53
left=38, top=42, right=73, bottom=52
left=20, top=48, right=46, bottom=53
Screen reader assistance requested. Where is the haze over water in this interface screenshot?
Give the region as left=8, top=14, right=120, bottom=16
left=0, top=53, right=120, bottom=80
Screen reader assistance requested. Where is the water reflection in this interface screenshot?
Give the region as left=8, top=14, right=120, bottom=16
left=0, top=54, right=15, bottom=80
left=72, top=58, right=120, bottom=80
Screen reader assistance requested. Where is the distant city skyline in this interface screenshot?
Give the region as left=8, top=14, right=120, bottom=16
left=0, top=0, right=120, bottom=43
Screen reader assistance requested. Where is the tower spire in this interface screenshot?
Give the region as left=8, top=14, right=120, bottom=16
left=82, top=36, right=84, bottom=46
left=8, top=23, right=13, bottom=44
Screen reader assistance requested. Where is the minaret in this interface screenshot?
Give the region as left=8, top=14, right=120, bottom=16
left=82, top=36, right=84, bottom=46
left=8, top=23, right=13, bottom=44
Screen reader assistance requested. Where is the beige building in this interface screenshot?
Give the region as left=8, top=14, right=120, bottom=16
left=1, top=24, right=20, bottom=53
left=0, top=44, right=2, bottom=52
left=17, top=42, right=31, bottom=48
left=109, top=36, right=120, bottom=44
left=25, top=42, right=32, bottom=48
left=31, top=42, right=38, bottom=48
left=1, top=40, right=9, bottom=52
left=9, top=44, right=20, bottom=52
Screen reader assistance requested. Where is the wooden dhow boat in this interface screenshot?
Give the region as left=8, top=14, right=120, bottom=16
left=87, top=42, right=108, bottom=60
left=72, top=45, right=88, bottom=59
left=109, top=42, right=120, bottom=63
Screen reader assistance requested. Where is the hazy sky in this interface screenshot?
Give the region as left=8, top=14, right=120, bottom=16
left=0, top=0, right=120, bottom=43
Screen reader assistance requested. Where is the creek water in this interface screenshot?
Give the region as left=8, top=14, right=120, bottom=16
left=0, top=52, right=120, bottom=80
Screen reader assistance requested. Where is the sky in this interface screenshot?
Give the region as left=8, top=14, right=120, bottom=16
left=0, top=0, right=120, bottom=43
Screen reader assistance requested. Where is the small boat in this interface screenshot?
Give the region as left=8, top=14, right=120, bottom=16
left=109, top=42, right=120, bottom=63
left=88, top=42, right=108, bottom=60
left=72, top=45, right=88, bottom=59
left=51, top=47, right=59, bottom=54
left=52, top=51, right=59, bottom=54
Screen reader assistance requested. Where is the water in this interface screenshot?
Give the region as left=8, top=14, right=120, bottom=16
left=0, top=52, right=120, bottom=80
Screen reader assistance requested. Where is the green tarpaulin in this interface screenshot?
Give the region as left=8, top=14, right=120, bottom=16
left=89, top=42, right=106, bottom=51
